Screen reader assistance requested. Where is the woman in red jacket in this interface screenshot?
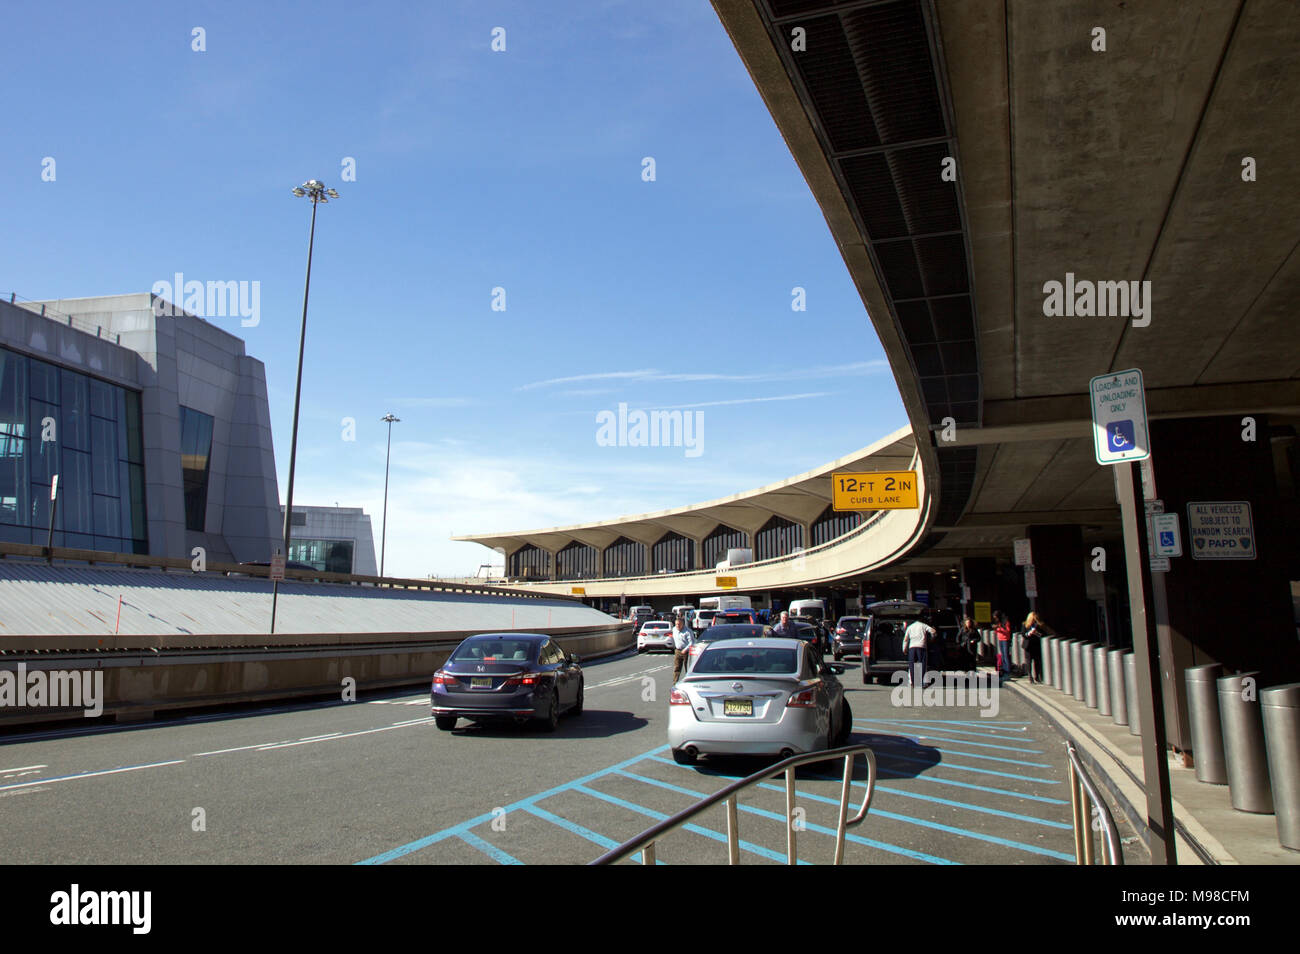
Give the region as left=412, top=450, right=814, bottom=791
left=994, top=611, right=1013, bottom=679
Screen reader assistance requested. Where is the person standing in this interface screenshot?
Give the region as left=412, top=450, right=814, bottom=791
left=960, top=617, right=981, bottom=670
left=772, top=611, right=797, bottom=638
left=1022, top=612, right=1048, bottom=684
left=994, top=611, right=1013, bottom=679
left=671, top=615, right=694, bottom=684
left=903, top=615, right=936, bottom=687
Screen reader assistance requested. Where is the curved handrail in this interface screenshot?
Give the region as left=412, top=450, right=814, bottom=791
left=1066, top=740, right=1124, bottom=865
left=590, top=744, right=878, bottom=866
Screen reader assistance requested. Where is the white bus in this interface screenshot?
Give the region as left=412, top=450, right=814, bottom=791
left=698, top=595, right=752, bottom=613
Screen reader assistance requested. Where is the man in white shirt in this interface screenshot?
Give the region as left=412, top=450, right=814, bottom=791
left=671, top=616, right=695, bottom=684
left=903, top=616, right=936, bottom=686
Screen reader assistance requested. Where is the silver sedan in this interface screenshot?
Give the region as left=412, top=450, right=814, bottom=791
left=667, top=637, right=852, bottom=765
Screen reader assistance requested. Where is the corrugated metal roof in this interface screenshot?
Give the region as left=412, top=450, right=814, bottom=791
left=0, top=564, right=612, bottom=637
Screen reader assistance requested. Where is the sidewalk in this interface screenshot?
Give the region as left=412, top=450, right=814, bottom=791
left=1005, top=673, right=1298, bottom=865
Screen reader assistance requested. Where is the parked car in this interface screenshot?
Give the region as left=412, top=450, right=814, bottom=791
left=832, top=615, right=869, bottom=660
left=637, top=620, right=675, bottom=653
left=668, top=637, right=851, bottom=764
left=430, top=633, right=583, bottom=732
left=686, top=623, right=769, bottom=663
left=860, top=600, right=937, bottom=684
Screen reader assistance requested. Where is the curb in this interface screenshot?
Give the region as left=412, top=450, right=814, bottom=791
left=1007, top=677, right=1236, bottom=865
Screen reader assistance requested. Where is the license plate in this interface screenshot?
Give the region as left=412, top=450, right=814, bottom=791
left=723, top=699, right=753, bottom=717
left=471, top=677, right=493, bottom=689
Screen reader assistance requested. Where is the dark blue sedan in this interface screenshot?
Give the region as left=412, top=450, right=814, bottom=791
left=431, top=633, right=583, bottom=732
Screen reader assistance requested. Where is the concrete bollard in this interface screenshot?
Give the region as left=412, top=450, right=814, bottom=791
left=1124, top=653, right=1141, bottom=737
left=1071, top=641, right=1086, bottom=701
left=1082, top=642, right=1098, bottom=708
left=1185, top=664, right=1227, bottom=785
left=1109, top=650, right=1129, bottom=726
left=1261, top=683, right=1300, bottom=850
left=1094, top=646, right=1111, bottom=716
left=1217, top=672, right=1273, bottom=814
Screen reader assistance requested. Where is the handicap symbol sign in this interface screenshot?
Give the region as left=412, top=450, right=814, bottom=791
left=1108, top=420, right=1135, bottom=452
left=1159, top=531, right=1174, bottom=547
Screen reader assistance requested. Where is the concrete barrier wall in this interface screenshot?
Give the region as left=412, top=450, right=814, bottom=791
left=0, top=624, right=633, bottom=727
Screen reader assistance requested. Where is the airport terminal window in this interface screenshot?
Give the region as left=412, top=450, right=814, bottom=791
left=702, top=525, right=747, bottom=567
left=811, top=506, right=862, bottom=547
left=179, top=406, right=214, bottom=532
left=556, top=540, right=597, bottom=579
left=509, top=544, right=550, bottom=580
left=289, top=538, right=354, bottom=573
left=756, top=516, right=803, bottom=561
left=0, top=345, right=147, bottom=553
left=603, top=537, right=645, bottom=577
left=653, top=532, right=694, bottom=572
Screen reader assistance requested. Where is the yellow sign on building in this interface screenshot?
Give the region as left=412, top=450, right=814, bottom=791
left=715, top=576, right=738, bottom=589
left=571, top=587, right=586, bottom=596
left=974, top=601, right=992, bottom=624
left=831, top=471, right=919, bottom=511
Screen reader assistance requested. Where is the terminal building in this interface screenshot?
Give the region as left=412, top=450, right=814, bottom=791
left=283, top=504, right=379, bottom=576
left=1, top=293, right=282, bottom=564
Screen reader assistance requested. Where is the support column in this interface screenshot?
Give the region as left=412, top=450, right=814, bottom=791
left=1027, top=524, right=1090, bottom=641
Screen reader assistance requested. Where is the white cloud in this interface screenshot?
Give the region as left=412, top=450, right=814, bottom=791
left=516, top=361, right=886, bottom=391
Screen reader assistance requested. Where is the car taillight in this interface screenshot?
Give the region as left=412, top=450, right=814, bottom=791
left=836, top=627, right=846, bottom=635
left=432, top=670, right=459, bottom=686
left=669, top=688, right=690, bottom=705
left=502, top=672, right=539, bottom=688
left=787, top=687, right=817, bottom=708
left=864, top=637, right=871, bottom=656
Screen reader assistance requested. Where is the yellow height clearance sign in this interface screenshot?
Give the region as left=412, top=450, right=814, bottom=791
left=832, top=471, right=919, bottom=511
left=715, top=576, right=738, bottom=589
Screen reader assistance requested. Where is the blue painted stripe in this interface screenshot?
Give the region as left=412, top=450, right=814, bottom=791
left=864, top=719, right=1038, bottom=743
left=523, top=805, right=622, bottom=850
left=854, top=719, right=1043, bottom=753
left=870, top=749, right=1061, bottom=785
left=614, top=769, right=959, bottom=865
left=574, top=783, right=804, bottom=864
left=871, top=719, right=1030, bottom=728
left=458, top=831, right=522, bottom=865
left=852, top=731, right=1051, bottom=768
left=355, top=744, right=670, bottom=864
left=644, top=754, right=1065, bottom=804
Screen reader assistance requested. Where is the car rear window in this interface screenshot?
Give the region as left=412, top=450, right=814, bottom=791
left=692, top=646, right=797, bottom=675
left=452, top=639, right=537, bottom=662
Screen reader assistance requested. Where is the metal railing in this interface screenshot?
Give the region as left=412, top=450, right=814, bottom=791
left=1066, top=740, right=1124, bottom=865
left=590, top=744, right=877, bottom=865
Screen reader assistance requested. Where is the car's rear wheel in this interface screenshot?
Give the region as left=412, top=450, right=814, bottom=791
left=435, top=715, right=457, bottom=731
left=835, top=699, right=852, bottom=746
left=537, top=696, right=559, bottom=732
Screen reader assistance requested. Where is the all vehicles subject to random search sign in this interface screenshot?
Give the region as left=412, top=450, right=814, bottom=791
left=832, top=471, right=919, bottom=511
left=1186, top=501, right=1255, bottom=560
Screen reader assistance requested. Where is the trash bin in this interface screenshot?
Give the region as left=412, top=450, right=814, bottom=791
left=1109, top=650, right=1129, bottom=726
left=1071, top=641, right=1086, bottom=701
left=1218, top=672, right=1273, bottom=814
left=1124, top=653, right=1141, bottom=737
left=1185, top=664, right=1227, bottom=785
left=1082, top=643, right=1098, bottom=708
left=1095, top=646, right=1111, bottom=717
left=1261, top=683, right=1300, bottom=847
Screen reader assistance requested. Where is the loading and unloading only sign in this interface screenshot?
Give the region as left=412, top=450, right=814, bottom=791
left=1090, top=368, right=1150, bottom=465
left=832, top=471, right=919, bottom=511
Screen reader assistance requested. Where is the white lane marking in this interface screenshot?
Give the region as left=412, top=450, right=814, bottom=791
left=0, top=765, right=47, bottom=774
left=295, top=732, right=343, bottom=742
left=194, top=741, right=295, bottom=757
left=0, top=760, right=185, bottom=792
left=588, top=665, right=669, bottom=690
left=255, top=718, right=434, bottom=750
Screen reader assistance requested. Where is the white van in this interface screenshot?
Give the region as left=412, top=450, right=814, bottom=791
left=788, top=598, right=827, bottom=622
left=698, top=595, right=752, bottom=613
left=630, top=605, right=655, bottom=624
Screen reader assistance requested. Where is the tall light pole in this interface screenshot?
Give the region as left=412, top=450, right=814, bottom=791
left=272, top=179, right=339, bottom=635
left=379, top=412, right=400, bottom=578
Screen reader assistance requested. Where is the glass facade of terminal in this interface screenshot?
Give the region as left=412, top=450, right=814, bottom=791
left=702, top=525, right=748, bottom=567
left=179, top=406, right=214, bottom=532
left=0, top=345, right=147, bottom=553
left=288, top=538, right=354, bottom=573
left=652, top=532, right=693, bottom=572
left=811, top=506, right=862, bottom=546
left=755, top=516, right=803, bottom=561
left=509, top=544, right=550, bottom=580
left=556, top=540, right=597, bottom=579
left=603, top=536, right=645, bottom=577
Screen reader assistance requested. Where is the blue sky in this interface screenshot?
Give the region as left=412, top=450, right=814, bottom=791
left=0, top=0, right=907, bottom=577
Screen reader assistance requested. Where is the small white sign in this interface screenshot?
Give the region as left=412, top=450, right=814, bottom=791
left=270, top=551, right=287, bottom=581
left=1090, top=368, right=1150, bottom=465
left=1152, top=513, right=1182, bottom=557
left=1024, top=564, right=1038, bottom=598
left=50, top=475, right=59, bottom=501
left=1013, top=538, right=1033, bottom=566
left=1186, top=501, right=1255, bottom=561
left=1150, top=557, right=1170, bottom=573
